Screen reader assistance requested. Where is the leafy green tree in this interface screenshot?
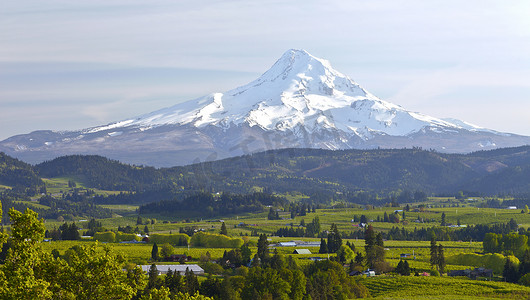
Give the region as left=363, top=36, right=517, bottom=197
left=220, top=222, right=227, bottom=236
left=270, top=250, right=286, bottom=270
left=364, top=225, right=384, bottom=268
left=289, top=269, right=306, bottom=300
left=160, top=243, right=174, bottom=261
left=57, top=243, right=137, bottom=299
left=0, top=208, right=51, bottom=300
left=305, top=216, right=321, bottom=237
left=336, top=245, right=354, bottom=263
left=346, top=240, right=355, bottom=252
left=389, top=212, right=401, bottom=223
left=267, top=207, right=279, bottom=220
left=305, top=260, right=369, bottom=299
left=241, top=267, right=290, bottom=300
left=441, top=212, right=446, bottom=226
left=0, top=200, right=6, bottom=244
left=484, top=233, right=500, bottom=253
left=240, top=243, right=252, bottom=266
left=199, top=275, right=221, bottom=298
left=509, top=218, right=518, bottom=231
left=519, top=273, right=530, bottom=287
left=60, top=222, right=80, bottom=240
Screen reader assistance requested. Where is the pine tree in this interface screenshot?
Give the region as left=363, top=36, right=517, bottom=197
left=355, top=251, right=364, bottom=267
left=151, top=242, right=159, bottom=261
left=348, top=259, right=355, bottom=274
left=503, top=258, right=519, bottom=283
left=184, top=269, right=200, bottom=294
left=241, top=243, right=252, bottom=266
left=257, top=234, right=269, bottom=265
left=376, top=233, right=384, bottom=247
left=441, top=212, right=446, bottom=226
left=360, top=215, right=368, bottom=224
left=396, top=260, right=404, bottom=275
left=319, top=238, right=328, bottom=254
left=437, top=244, right=445, bottom=274
left=147, top=264, right=159, bottom=289
left=327, top=223, right=342, bottom=253
left=430, top=236, right=438, bottom=269
left=403, top=260, right=411, bottom=276
left=220, top=222, right=228, bottom=235
left=519, top=250, right=530, bottom=275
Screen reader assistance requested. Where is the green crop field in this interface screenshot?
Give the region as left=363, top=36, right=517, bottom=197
left=14, top=200, right=50, bottom=210
left=42, top=177, right=124, bottom=196
left=361, top=276, right=530, bottom=299
left=26, top=194, right=530, bottom=298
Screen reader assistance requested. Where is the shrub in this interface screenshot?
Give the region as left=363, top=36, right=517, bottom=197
left=93, top=231, right=116, bottom=243
left=201, top=262, right=224, bottom=275
left=190, top=232, right=243, bottom=248
left=148, top=233, right=189, bottom=246
left=115, top=232, right=140, bottom=242
left=447, top=253, right=515, bottom=274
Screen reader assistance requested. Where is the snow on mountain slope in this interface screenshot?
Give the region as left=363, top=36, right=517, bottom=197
left=2, top=49, right=529, bottom=167
left=87, top=49, right=467, bottom=139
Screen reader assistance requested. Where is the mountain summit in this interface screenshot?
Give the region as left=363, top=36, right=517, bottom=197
left=1, top=49, right=529, bottom=167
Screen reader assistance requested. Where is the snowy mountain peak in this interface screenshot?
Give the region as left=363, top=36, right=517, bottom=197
left=87, top=49, right=501, bottom=140
left=3, top=49, right=529, bottom=167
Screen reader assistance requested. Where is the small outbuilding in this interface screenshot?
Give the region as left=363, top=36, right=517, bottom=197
left=278, top=241, right=297, bottom=247
left=292, top=249, right=312, bottom=255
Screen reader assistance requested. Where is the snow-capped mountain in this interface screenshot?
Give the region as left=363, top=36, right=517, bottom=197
left=1, top=49, right=529, bottom=167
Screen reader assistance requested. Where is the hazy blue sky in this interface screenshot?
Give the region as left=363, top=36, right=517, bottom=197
left=1, top=0, right=530, bottom=140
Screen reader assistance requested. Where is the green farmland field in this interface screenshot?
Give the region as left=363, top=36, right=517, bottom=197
left=361, top=276, right=530, bottom=299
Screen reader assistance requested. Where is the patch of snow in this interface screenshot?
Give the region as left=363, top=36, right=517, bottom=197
left=478, top=140, right=497, bottom=148
left=108, top=131, right=123, bottom=137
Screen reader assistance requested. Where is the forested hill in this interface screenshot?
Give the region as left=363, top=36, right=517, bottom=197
left=169, top=146, right=530, bottom=195
left=35, top=155, right=168, bottom=191
left=26, top=146, right=530, bottom=199
left=0, top=152, right=44, bottom=194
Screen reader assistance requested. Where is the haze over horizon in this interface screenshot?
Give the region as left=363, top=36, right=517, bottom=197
left=1, top=0, right=530, bottom=140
